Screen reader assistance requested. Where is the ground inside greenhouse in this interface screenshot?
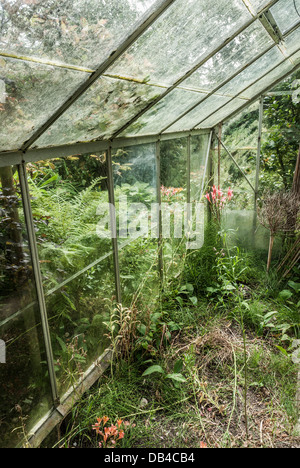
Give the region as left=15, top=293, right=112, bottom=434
left=42, top=306, right=300, bottom=450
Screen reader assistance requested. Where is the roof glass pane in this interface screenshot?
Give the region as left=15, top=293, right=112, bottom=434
left=197, top=54, right=300, bottom=128
left=282, top=26, right=300, bottom=55
left=197, top=98, right=251, bottom=128
left=120, top=88, right=208, bottom=136
left=242, top=51, right=300, bottom=98
left=248, top=0, right=274, bottom=12
left=108, top=0, right=252, bottom=86
left=166, top=95, right=237, bottom=133
left=219, top=47, right=283, bottom=97
left=270, top=0, right=300, bottom=34
left=182, top=20, right=273, bottom=92
left=32, top=76, right=164, bottom=148
left=0, top=0, right=157, bottom=69
left=0, top=58, right=88, bottom=152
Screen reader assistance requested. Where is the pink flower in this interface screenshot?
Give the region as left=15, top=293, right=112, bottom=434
left=205, top=193, right=211, bottom=202
left=227, top=188, right=233, bottom=201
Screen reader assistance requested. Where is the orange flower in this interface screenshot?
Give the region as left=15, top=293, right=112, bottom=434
left=200, top=441, right=208, bottom=448
left=117, top=419, right=123, bottom=428
left=102, top=416, right=109, bottom=425
left=118, top=430, right=125, bottom=440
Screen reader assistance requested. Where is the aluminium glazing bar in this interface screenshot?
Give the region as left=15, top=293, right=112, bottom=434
left=20, top=0, right=176, bottom=152
left=111, top=0, right=282, bottom=140
left=191, top=46, right=300, bottom=130
left=18, top=163, right=59, bottom=407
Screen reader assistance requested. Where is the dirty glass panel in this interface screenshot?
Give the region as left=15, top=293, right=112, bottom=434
left=248, top=0, right=274, bottom=12
left=270, top=0, right=300, bottom=34
left=108, top=0, right=252, bottom=86
left=33, top=76, right=163, bottom=148
left=27, top=154, right=115, bottom=396
left=0, top=0, right=158, bottom=69
left=242, top=53, right=300, bottom=99
left=183, top=20, right=273, bottom=92
left=113, top=144, right=159, bottom=308
left=160, top=138, right=187, bottom=283
left=0, top=57, right=89, bottom=152
left=197, top=98, right=250, bottom=128
left=0, top=165, right=52, bottom=448
left=167, top=95, right=233, bottom=133
left=190, top=134, right=211, bottom=203
left=121, top=88, right=208, bottom=137
left=219, top=47, right=283, bottom=97
left=282, top=27, right=300, bottom=55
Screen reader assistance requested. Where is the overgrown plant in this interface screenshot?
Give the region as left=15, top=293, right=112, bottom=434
left=257, top=191, right=300, bottom=272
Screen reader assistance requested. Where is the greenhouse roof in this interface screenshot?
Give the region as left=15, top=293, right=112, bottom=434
left=0, top=0, right=299, bottom=163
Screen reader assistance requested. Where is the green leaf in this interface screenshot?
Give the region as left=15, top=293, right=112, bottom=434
left=278, top=290, right=293, bottom=300
left=173, top=359, right=184, bottom=374
left=166, top=373, right=187, bottom=383
left=287, top=281, right=300, bottom=293
left=142, top=365, right=164, bottom=377
left=189, top=296, right=198, bottom=306
left=275, top=346, right=288, bottom=357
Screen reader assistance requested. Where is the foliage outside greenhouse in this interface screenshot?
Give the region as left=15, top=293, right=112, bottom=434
left=0, top=0, right=300, bottom=451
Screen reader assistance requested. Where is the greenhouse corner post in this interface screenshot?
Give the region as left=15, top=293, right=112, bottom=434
left=106, top=146, right=122, bottom=305
left=18, top=162, right=59, bottom=407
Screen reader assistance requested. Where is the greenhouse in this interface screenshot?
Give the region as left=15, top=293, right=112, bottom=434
left=0, top=0, right=299, bottom=449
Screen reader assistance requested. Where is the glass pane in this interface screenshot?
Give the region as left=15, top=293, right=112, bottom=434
left=198, top=98, right=251, bottom=128
left=108, top=0, right=252, bottom=86
left=0, top=57, right=89, bottom=152
left=183, top=20, right=273, bottom=92
left=27, top=154, right=115, bottom=396
left=270, top=0, right=300, bottom=34
left=0, top=165, right=52, bottom=448
left=167, top=94, right=233, bottom=132
left=248, top=0, right=274, bottom=12
left=121, top=88, right=208, bottom=137
left=282, top=26, right=300, bottom=55
left=113, top=144, right=159, bottom=308
left=242, top=52, right=300, bottom=99
left=190, top=134, right=211, bottom=202
left=160, top=138, right=187, bottom=281
left=219, top=47, right=283, bottom=97
left=0, top=0, right=159, bottom=69
left=33, top=76, right=164, bottom=148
